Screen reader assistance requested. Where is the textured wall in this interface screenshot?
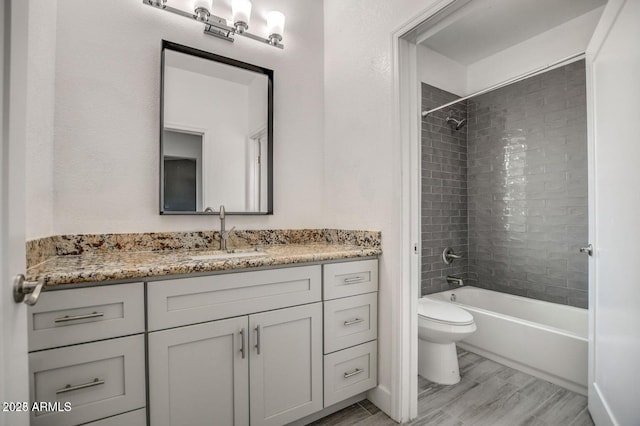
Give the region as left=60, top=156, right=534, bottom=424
left=466, top=60, right=588, bottom=308
left=421, top=83, right=468, bottom=296
left=39, top=0, right=325, bottom=237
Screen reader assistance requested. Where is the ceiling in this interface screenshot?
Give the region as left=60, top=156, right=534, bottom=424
left=165, top=49, right=261, bottom=86
left=419, top=0, right=607, bottom=65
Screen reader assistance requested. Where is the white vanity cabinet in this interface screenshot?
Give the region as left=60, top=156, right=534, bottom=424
left=322, top=260, right=379, bottom=407
left=26, top=283, right=146, bottom=426
left=148, top=316, right=250, bottom=426
left=28, top=257, right=378, bottom=426
left=249, top=303, right=323, bottom=426
left=147, top=265, right=323, bottom=426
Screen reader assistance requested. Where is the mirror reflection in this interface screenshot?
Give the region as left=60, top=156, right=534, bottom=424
left=160, top=41, right=273, bottom=215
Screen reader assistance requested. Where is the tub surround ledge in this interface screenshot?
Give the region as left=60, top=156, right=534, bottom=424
left=26, top=229, right=382, bottom=286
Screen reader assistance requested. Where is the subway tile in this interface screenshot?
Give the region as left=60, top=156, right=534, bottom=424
left=422, top=62, right=586, bottom=306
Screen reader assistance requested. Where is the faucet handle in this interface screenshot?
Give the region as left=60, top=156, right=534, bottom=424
left=442, top=247, right=463, bottom=265
left=222, top=226, right=236, bottom=238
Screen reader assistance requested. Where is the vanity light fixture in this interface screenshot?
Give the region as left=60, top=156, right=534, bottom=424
left=266, top=11, right=285, bottom=46
left=231, top=0, right=252, bottom=34
left=143, top=0, right=285, bottom=49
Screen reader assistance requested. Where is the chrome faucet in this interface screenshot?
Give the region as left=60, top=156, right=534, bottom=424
left=218, top=205, right=235, bottom=251
left=446, top=275, right=464, bottom=287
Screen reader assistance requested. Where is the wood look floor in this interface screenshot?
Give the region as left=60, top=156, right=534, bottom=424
left=308, top=349, right=594, bottom=426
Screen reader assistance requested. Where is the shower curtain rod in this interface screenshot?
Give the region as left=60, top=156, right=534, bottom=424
left=421, top=52, right=585, bottom=117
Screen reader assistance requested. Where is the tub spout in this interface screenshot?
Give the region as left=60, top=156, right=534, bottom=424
left=446, top=275, right=464, bottom=287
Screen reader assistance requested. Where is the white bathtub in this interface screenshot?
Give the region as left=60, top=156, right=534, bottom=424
left=426, top=286, right=588, bottom=395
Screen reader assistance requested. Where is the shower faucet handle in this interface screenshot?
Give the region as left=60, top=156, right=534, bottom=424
left=442, top=247, right=462, bottom=265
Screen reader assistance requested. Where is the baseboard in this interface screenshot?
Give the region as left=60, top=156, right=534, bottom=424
left=367, top=385, right=394, bottom=421
left=588, top=383, right=617, bottom=426
left=286, top=393, right=367, bottom=426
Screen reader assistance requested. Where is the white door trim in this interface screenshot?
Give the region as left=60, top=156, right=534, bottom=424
left=390, top=0, right=458, bottom=421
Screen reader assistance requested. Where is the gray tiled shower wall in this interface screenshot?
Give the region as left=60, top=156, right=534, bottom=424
left=421, top=85, right=469, bottom=295
left=421, top=60, right=589, bottom=308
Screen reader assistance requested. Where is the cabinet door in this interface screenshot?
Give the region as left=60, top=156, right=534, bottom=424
left=249, top=303, right=323, bottom=426
left=148, top=316, right=249, bottom=426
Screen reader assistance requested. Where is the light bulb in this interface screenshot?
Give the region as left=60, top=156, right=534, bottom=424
left=232, top=0, right=252, bottom=32
left=193, top=0, right=211, bottom=22
left=266, top=11, right=285, bottom=44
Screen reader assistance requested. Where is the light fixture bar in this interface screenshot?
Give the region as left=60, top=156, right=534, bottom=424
left=142, top=0, right=284, bottom=49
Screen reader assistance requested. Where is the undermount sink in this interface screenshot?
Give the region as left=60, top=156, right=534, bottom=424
left=189, top=249, right=267, bottom=261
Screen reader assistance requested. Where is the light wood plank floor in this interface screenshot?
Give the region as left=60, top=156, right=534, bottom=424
left=308, top=349, right=593, bottom=426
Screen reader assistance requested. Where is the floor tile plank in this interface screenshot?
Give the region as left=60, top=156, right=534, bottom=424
left=308, top=403, right=371, bottom=426
left=528, top=389, right=588, bottom=425
left=406, top=409, right=463, bottom=426
left=309, top=350, right=590, bottom=426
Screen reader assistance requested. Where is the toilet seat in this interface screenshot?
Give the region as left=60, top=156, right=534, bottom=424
left=418, top=298, right=474, bottom=326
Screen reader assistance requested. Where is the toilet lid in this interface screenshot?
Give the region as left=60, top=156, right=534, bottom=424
left=418, top=298, right=474, bottom=325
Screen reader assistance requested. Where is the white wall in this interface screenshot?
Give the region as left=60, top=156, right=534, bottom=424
left=323, top=0, right=445, bottom=416
left=467, top=6, right=604, bottom=94
left=25, top=0, right=324, bottom=238
left=416, top=44, right=466, bottom=96
left=248, top=75, right=268, bottom=135
left=25, top=0, right=57, bottom=239
left=165, top=66, right=248, bottom=210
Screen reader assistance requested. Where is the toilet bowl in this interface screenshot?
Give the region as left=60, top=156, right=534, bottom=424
left=418, top=297, right=476, bottom=385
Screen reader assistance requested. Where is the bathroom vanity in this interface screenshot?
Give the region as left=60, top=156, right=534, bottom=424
left=24, top=231, right=380, bottom=426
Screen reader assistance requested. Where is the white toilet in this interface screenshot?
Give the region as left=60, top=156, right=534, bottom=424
left=418, top=297, right=476, bottom=385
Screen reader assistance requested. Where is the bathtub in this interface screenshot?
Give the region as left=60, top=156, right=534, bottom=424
left=426, top=286, right=588, bottom=395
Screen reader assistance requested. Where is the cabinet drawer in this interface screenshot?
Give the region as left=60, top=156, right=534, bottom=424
left=324, top=293, right=377, bottom=354
left=148, top=265, right=321, bottom=331
left=29, top=335, right=146, bottom=426
left=83, top=408, right=146, bottom=426
left=323, top=341, right=378, bottom=407
left=28, top=283, right=144, bottom=351
left=323, top=259, right=378, bottom=300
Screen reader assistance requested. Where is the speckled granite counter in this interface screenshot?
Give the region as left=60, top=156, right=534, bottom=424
left=26, top=230, right=381, bottom=286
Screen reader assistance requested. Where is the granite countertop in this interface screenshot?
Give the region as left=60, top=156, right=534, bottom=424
left=26, top=230, right=381, bottom=286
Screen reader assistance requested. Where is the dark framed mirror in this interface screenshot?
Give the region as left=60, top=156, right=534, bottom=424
left=160, top=40, right=273, bottom=215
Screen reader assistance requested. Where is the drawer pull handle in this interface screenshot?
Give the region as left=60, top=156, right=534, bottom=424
left=343, top=368, right=364, bottom=379
left=344, top=276, right=365, bottom=284
left=239, top=328, right=246, bottom=359
left=55, top=312, right=105, bottom=323
left=343, top=318, right=364, bottom=326
left=56, top=378, right=105, bottom=394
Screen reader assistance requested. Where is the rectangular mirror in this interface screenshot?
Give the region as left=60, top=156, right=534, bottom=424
left=160, top=40, right=273, bottom=215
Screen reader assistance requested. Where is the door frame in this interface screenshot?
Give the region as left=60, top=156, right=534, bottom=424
left=391, top=0, right=459, bottom=420
left=393, top=0, right=605, bottom=422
